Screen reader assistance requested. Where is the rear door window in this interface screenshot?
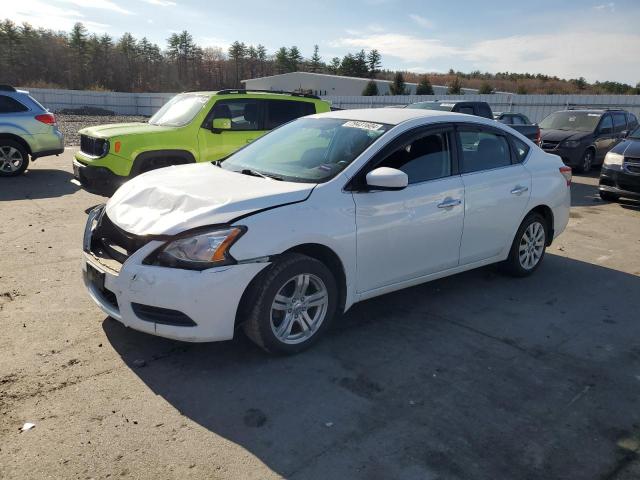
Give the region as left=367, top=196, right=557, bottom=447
left=627, top=113, right=639, bottom=130
left=613, top=113, right=627, bottom=133
left=265, top=100, right=316, bottom=130
left=476, top=104, right=493, bottom=119
left=512, top=115, right=526, bottom=125
left=0, top=95, right=28, bottom=113
left=457, top=128, right=512, bottom=173
left=456, top=106, right=475, bottom=115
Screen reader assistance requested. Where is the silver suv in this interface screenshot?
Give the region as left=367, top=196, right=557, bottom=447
left=0, top=85, right=64, bottom=176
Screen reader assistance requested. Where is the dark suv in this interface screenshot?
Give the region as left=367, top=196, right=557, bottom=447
left=539, top=109, right=638, bottom=172
left=407, top=100, right=493, bottom=119
left=599, top=126, right=640, bottom=202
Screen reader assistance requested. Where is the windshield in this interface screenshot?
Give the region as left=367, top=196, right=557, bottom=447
left=629, top=126, right=640, bottom=140
left=539, top=111, right=601, bottom=132
left=149, top=93, right=210, bottom=127
left=221, top=117, right=391, bottom=183
left=407, top=102, right=454, bottom=111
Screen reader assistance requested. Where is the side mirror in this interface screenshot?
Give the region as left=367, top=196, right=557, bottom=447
left=621, top=130, right=630, bottom=138
left=365, top=167, right=408, bottom=191
left=212, top=118, right=231, bottom=133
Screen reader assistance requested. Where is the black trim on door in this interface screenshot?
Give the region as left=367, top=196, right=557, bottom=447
left=345, top=123, right=458, bottom=192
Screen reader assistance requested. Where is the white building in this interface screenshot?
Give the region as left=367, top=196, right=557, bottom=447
left=241, top=72, right=479, bottom=96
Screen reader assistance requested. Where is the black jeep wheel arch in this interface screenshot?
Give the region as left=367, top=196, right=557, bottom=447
left=131, top=150, right=196, bottom=176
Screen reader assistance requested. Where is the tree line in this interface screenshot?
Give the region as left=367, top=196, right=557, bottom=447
left=1, top=19, right=638, bottom=95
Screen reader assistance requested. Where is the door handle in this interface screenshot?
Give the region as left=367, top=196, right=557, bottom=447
left=437, top=198, right=462, bottom=209
left=510, top=185, right=529, bottom=195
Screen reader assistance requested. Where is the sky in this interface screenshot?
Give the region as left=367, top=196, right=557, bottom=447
left=4, top=0, right=640, bottom=84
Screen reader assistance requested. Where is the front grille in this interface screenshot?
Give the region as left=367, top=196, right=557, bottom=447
left=90, top=213, right=150, bottom=265
left=541, top=140, right=560, bottom=150
left=624, top=158, right=640, bottom=175
left=80, top=135, right=107, bottom=157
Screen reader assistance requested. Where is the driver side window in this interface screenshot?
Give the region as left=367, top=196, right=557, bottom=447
left=209, top=99, right=263, bottom=131
left=378, top=131, right=452, bottom=184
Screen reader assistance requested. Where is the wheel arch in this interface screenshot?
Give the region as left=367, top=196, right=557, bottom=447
left=0, top=134, right=32, bottom=156
left=234, top=243, right=348, bottom=331
left=526, top=204, right=555, bottom=246
left=131, top=149, right=196, bottom=176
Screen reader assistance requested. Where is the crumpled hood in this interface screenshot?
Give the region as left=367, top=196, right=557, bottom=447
left=540, top=129, right=590, bottom=142
left=79, top=122, right=171, bottom=139
left=106, top=163, right=314, bottom=236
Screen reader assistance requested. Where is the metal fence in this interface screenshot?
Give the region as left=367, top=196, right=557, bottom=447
left=326, top=94, right=640, bottom=123
left=21, top=87, right=640, bottom=123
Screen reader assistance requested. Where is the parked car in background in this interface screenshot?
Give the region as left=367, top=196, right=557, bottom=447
left=407, top=100, right=494, bottom=119
left=74, top=90, right=331, bottom=196
left=494, top=112, right=541, bottom=145
left=0, top=85, right=64, bottom=177
left=82, top=108, right=570, bottom=354
left=406, top=101, right=539, bottom=143
left=599, top=126, right=640, bottom=202
left=539, top=109, right=638, bottom=172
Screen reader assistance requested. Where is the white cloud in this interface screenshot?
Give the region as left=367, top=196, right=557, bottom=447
left=594, top=2, right=615, bottom=12
left=5, top=0, right=110, bottom=31
left=59, top=0, right=133, bottom=14
left=334, top=24, right=640, bottom=84
left=409, top=14, right=433, bottom=29
left=141, top=0, right=176, bottom=6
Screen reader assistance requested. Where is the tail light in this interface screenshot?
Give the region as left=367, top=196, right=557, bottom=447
left=35, top=113, right=57, bottom=125
left=559, top=166, right=572, bottom=186
left=535, top=128, right=541, bottom=146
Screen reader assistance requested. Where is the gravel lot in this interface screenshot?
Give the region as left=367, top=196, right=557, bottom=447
left=1, top=150, right=640, bottom=479
left=57, top=114, right=147, bottom=146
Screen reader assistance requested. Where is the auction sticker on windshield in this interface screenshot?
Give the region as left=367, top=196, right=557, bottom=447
left=343, top=121, right=383, bottom=131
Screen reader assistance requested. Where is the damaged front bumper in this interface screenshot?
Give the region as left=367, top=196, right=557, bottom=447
left=82, top=207, right=269, bottom=342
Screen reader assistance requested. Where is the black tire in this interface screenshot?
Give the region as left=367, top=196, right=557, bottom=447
left=502, top=213, right=548, bottom=277
left=0, top=139, right=29, bottom=177
left=599, top=190, right=619, bottom=202
left=242, top=253, right=338, bottom=354
left=576, top=149, right=594, bottom=173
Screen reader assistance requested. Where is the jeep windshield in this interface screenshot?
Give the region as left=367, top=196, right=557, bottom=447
left=149, top=93, right=210, bottom=127
left=539, top=111, right=601, bottom=132
left=221, top=117, right=391, bottom=183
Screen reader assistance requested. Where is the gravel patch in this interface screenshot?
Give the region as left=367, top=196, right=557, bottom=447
left=57, top=114, right=148, bottom=146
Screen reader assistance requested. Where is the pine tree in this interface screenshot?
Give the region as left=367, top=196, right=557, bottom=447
left=310, top=44, right=322, bottom=73
left=416, top=75, right=434, bottom=95
left=256, top=44, right=267, bottom=76
left=288, top=46, right=302, bottom=71
left=228, top=41, right=247, bottom=87
left=328, top=57, right=341, bottom=75
left=390, top=72, right=407, bottom=95
left=367, top=49, right=381, bottom=78
left=275, top=47, right=289, bottom=74
left=354, top=50, right=368, bottom=77
left=448, top=76, right=463, bottom=94
left=362, top=80, right=379, bottom=96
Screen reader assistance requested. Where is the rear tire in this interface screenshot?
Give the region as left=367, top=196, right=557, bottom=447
left=242, top=253, right=338, bottom=355
left=502, top=213, right=548, bottom=277
left=599, top=190, right=619, bottom=202
left=0, top=140, right=29, bottom=177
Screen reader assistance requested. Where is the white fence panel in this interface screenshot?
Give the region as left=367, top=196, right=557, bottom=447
left=18, top=88, right=640, bottom=123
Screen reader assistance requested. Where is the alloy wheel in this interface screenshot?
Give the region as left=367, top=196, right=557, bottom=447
left=270, top=273, right=329, bottom=345
left=0, top=146, right=24, bottom=173
left=582, top=150, right=593, bottom=172
left=518, top=221, right=545, bottom=270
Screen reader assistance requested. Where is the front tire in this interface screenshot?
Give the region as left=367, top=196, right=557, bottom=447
left=0, top=140, right=29, bottom=177
left=576, top=149, right=594, bottom=173
left=503, top=213, right=548, bottom=277
left=242, top=253, right=338, bottom=354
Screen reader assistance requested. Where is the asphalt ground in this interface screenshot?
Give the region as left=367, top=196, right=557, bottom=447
left=1, top=149, right=639, bottom=479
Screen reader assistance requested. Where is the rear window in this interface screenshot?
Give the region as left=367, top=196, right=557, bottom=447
left=265, top=100, right=315, bottom=130
left=0, top=95, right=28, bottom=113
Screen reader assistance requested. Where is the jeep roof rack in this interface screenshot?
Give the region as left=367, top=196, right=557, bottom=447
left=566, top=106, right=624, bottom=111
left=0, top=85, right=17, bottom=92
left=216, top=89, right=320, bottom=100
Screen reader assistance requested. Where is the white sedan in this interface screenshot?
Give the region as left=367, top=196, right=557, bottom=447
left=82, top=108, right=571, bottom=354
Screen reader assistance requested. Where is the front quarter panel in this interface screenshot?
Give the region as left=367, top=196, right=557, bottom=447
left=229, top=178, right=358, bottom=309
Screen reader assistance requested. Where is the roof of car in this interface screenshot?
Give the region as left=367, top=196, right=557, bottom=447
left=311, top=107, right=478, bottom=126
left=560, top=109, right=624, bottom=114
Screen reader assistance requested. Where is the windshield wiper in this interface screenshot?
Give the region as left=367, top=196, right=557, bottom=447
left=241, top=169, right=283, bottom=181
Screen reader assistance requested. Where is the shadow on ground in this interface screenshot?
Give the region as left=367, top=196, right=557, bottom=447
left=0, top=168, right=79, bottom=201
left=104, top=254, right=640, bottom=479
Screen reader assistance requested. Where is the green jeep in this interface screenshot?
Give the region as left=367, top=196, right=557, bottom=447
left=73, top=90, right=330, bottom=195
